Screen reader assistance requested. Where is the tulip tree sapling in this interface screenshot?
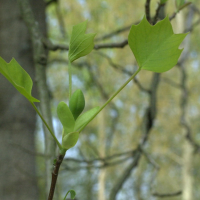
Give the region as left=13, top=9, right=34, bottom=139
left=0, top=16, right=187, bottom=200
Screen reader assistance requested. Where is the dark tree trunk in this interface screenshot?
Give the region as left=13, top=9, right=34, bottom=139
left=0, top=0, right=46, bottom=199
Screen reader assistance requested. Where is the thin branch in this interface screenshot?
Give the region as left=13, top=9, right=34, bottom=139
left=64, top=149, right=137, bottom=164
left=139, top=147, right=160, bottom=170
left=145, top=0, right=151, bottom=22
left=94, top=39, right=128, bottom=49
left=42, top=37, right=69, bottom=51
left=162, top=76, right=181, bottom=89
left=48, top=154, right=64, bottom=200
left=109, top=151, right=141, bottom=200
left=95, top=24, right=132, bottom=42
left=152, top=191, right=182, bottom=198
left=153, top=2, right=165, bottom=24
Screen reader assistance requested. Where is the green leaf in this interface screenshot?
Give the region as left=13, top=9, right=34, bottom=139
left=57, top=102, right=75, bottom=135
left=160, top=0, right=168, bottom=4
left=68, top=21, right=96, bottom=63
left=74, top=106, right=100, bottom=131
left=0, top=57, right=39, bottom=102
left=128, top=16, right=187, bottom=73
left=63, top=189, right=76, bottom=200
left=62, top=132, right=79, bottom=150
left=69, top=89, right=85, bottom=120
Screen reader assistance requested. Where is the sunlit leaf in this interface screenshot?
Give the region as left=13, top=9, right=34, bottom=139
left=63, top=189, right=76, bottom=200
left=57, top=101, right=75, bottom=134
left=128, top=16, right=187, bottom=73
left=0, top=57, right=39, bottom=102
left=69, top=89, right=85, bottom=120
left=74, top=106, right=100, bottom=131
left=62, top=131, right=79, bottom=150
left=68, top=21, right=96, bottom=63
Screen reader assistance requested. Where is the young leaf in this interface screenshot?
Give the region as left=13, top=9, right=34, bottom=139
left=62, top=131, right=79, bottom=150
left=0, top=57, right=39, bottom=102
left=69, top=89, right=85, bottom=120
left=57, top=101, right=75, bottom=134
left=74, top=106, right=100, bottom=131
left=128, top=16, right=187, bottom=73
left=68, top=21, right=96, bottom=63
left=63, top=190, right=76, bottom=200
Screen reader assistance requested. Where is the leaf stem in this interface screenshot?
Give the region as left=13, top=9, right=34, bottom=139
left=78, top=67, right=141, bottom=132
left=68, top=59, right=72, bottom=98
left=30, top=102, right=62, bottom=149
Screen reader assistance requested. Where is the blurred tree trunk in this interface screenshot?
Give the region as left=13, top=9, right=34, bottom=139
left=0, top=0, right=46, bottom=199
left=98, top=105, right=106, bottom=200
left=176, top=8, right=194, bottom=200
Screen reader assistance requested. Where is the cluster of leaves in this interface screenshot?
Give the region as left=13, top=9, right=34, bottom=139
left=0, top=16, right=186, bottom=151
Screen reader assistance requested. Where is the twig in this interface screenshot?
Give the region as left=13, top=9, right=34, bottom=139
left=145, top=0, right=151, bottom=22
left=152, top=191, right=182, bottom=198
left=94, top=39, right=128, bottom=49
left=139, top=147, right=160, bottom=170
left=109, top=151, right=141, bottom=200
left=162, top=77, right=181, bottom=89
left=153, top=2, right=165, bottom=24
left=95, top=24, right=132, bottom=42
left=48, top=154, right=65, bottom=200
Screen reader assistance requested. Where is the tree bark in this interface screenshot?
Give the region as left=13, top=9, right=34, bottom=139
left=0, top=0, right=46, bottom=199
left=98, top=107, right=106, bottom=200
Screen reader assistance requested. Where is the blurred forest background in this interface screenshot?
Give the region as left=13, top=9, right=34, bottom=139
left=0, top=0, right=200, bottom=200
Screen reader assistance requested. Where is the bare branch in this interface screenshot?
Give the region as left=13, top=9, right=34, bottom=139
left=145, top=0, right=151, bottom=22
left=152, top=191, right=182, bottom=198
left=153, top=2, right=165, bottom=24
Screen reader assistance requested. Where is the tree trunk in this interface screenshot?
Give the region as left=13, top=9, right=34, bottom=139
left=0, top=0, right=46, bottom=199
left=98, top=106, right=106, bottom=200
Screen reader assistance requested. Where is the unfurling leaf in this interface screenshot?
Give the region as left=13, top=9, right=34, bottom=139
left=63, top=190, right=76, bottom=200
left=68, top=21, right=96, bottom=63
left=0, top=57, right=39, bottom=102
left=62, top=131, right=79, bottom=150
left=74, top=106, right=100, bottom=131
left=128, top=16, right=187, bottom=73
left=69, top=89, right=85, bottom=120
left=57, top=101, right=75, bottom=135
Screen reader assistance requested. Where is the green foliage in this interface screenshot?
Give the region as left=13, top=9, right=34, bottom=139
left=0, top=57, right=39, bottom=102
left=160, top=0, right=168, bottom=4
left=74, top=106, right=100, bottom=131
left=69, top=89, right=85, bottom=120
left=62, top=131, right=79, bottom=150
left=57, top=101, right=75, bottom=135
left=57, top=100, right=99, bottom=149
left=128, top=16, right=187, bottom=73
left=68, top=21, right=96, bottom=63
left=63, top=189, right=76, bottom=200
